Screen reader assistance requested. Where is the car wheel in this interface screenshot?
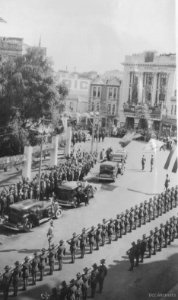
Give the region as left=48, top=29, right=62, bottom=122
left=23, top=220, right=32, bottom=232
left=55, top=209, right=62, bottom=219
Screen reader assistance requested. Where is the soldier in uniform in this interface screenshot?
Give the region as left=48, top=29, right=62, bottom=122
left=22, top=256, right=30, bottom=290
left=143, top=201, right=148, bottom=224
left=88, top=226, right=95, bottom=254
left=90, top=263, right=98, bottom=298
left=97, top=259, right=107, bottom=294
left=124, top=211, right=129, bottom=234
left=138, top=204, right=144, bottom=227
left=68, top=279, right=77, bottom=300
left=75, top=272, right=83, bottom=300
left=79, top=228, right=88, bottom=258
left=135, top=240, right=141, bottom=267
left=141, top=155, right=146, bottom=171
left=59, top=281, right=68, bottom=300
left=148, top=199, right=153, bottom=222
left=148, top=231, right=153, bottom=258
left=95, top=224, right=102, bottom=250
left=12, top=261, right=21, bottom=296
left=140, top=235, right=147, bottom=262
left=47, top=220, right=54, bottom=248
left=68, top=232, right=78, bottom=263
left=129, top=208, right=134, bottom=232
left=2, top=265, right=12, bottom=300
left=114, top=215, right=120, bottom=240
left=107, top=219, right=114, bottom=244
left=56, top=240, right=66, bottom=270
left=31, top=252, right=39, bottom=285
left=82, top=267, right=90, bottom=300
left=153, top=228, right=159, bottom=255
left=158, top=224, right=164, bottom=251
left=128, top=242, right=136, bottom=271
left=101, top=219, right=107, bottom=245
left=39, top=248, right=47, bottom=281
left=48, top=244, right=56, bottom=275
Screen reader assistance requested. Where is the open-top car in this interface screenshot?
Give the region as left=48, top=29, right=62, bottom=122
left=2, top=199, right=62, bottom=232
left=55, top=181, right=95, bottom=208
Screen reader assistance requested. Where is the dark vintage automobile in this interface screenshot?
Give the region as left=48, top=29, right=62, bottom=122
left=55, top=181, right=96, bottom=208
left=111, top=149, right=127, bottom=175
left=2, top=199, right=62, bottom=232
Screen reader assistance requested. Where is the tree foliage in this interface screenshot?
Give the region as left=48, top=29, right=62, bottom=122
left=0, top=48, right=68, bottom=156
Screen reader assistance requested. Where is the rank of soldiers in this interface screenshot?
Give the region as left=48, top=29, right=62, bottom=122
left=0, top=185, right=177, bottom=299
left=127, top=216, right=178, bottom=271
left=41, top=258, right=107, bottom=300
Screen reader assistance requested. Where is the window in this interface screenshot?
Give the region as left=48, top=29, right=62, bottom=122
left=112, top=104, right=115, bottom=115
left=96, top=103, right=100, bottom=112
left=108, top=104, right=111, bottom=114
left=108, top=88, right=112, bottom=99
left=92, top=102, right=94, bottom=111
left=113, top=88, right=117, bottom=99
left=93, top=86, right=97, bottom=97
left=171, top=105, right=173, bottom=115
left=174, top=105, right=176, bottom=116
left=97, top=87, right=101, bottom=98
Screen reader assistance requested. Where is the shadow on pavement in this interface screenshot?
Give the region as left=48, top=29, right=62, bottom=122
left=10, top=252, right=178, bottom=300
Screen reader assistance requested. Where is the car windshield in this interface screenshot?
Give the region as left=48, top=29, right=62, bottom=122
left=100, top=165, right=115, bottom=174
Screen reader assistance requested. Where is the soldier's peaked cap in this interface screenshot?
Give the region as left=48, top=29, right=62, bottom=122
left=100, top=259, right=105, bottom=263
left=4, top=265, right=10, bottom=270
left=76, top=272, right=81, bottom=277
left=73, top=232, right=76, bottom=236
left=42, top=248, right=46, bottom=252
left=92, top=263, right=98, bottom=268
left=91, top=226, right=95, bottom=229
left=15, top=261, right=20, bottom=265
left=34, top=252, right=38, bottom=256
left=59, top=240, right=64, bottom=243
left=132, top=242, right=135, bottom=245
left=83, top=267, right=89, bottom=272
left=82, top=228, right=86, bottom=231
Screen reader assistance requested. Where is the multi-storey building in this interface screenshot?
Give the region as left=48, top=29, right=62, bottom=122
left=56, top=70, right=91, bottom=114
left=88, top=77, right=122, bottom=129
left=120, top=51, right=176, bottom=131
left=0, top=36, right=23, bottom=59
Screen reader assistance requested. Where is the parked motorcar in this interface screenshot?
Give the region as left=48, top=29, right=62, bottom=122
left=2, top=199, right=62, bottom=232
left=55, top=181, right=95, bottom=208
left=111, top=149, right=127, bottom=175
left=98, top=161, right=118, bottom=182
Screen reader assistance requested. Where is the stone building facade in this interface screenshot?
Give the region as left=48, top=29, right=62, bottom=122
left=120, top=51, right=176, bottom=132
left=88, top=77, right=122, bottom=129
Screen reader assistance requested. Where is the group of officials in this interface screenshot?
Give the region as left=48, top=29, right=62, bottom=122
left=127, top=216, right=178, bottom=271
left=0, top=149, right=98, bottom=216
left=1, top=184, right=177, bottom=299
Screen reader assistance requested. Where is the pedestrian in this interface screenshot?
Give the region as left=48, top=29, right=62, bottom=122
left=47, top=220, right=54, bottom=248
left=12, top=261, right=21, bottom=296
left=95, top=224, right=102, bottom=250
left=48, top=244, right=56, bottom=275
left=22, top=256, right=30, bottom=290
left=56, top=240, right=66, bottom=270
left=150, top=155, right=154, bottom=172
left=164, top=174, right=170, bottom=191
left=31, top=252, right=39, bottom=285
left=39, top=248, right=47, bottom=281
left=90, top=263, right=98, bottom=298
left=141, top=155, right=146, bottom=171
left=97, top=259, right=107, bottom=294
left=128, top=242, right=136, bottom=271
left=88, top=226, right=95, bottom=254
left=82, top=267, right=90, bottom=300
left=2, top=265, right=12, bottom=300
left=68, top=232, right=78, bottom=263
left=79, top=228, right=88, bottom=258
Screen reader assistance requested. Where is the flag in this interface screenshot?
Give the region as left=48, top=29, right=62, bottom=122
left=172, top=158, right=177, bottom=173
left=164, top=147, right=177, bottom=173
left=0, top=17, right=7, bottom=23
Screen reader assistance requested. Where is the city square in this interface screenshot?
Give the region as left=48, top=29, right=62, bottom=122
left=0, top=0, right=177, bottom=300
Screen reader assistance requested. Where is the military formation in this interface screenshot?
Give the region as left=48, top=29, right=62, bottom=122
left=1, top=184, right=177, bottom=299
left=127, top=216, right=178, bottom=271
left=0, top=149, right=98, bottom=216
left=41, top=259, right=107, bottom=300
left=71, top=130, right=88, bottom=145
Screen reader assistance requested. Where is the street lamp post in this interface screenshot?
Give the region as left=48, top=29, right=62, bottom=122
left=90, top=111, right=99, bottom=154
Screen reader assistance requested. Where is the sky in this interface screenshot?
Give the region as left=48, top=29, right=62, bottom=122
left=0, top=0, right=176, bottom=73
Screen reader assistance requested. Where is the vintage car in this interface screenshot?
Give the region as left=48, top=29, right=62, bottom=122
left=55, top=181, right=95, bottom=208
left=2, top=199, right=62, bottom=232
left=98, top=161, right=118, bottom=182
left=110, top=149, right=127, bottom=175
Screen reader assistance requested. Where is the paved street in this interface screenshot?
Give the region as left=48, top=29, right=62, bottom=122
left=0, top=138, right=177, bottom=300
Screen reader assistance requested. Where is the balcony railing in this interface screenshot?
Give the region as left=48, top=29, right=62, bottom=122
left=123, top=103, right=162, bottom=119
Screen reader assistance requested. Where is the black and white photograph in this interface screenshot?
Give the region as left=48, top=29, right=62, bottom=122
left=0, top=0, right=177, bottom=299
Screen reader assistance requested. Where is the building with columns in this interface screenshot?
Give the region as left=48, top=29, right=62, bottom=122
left=120, top=51, right=176, bottom=132
left=88, top=76, right=122, bottom=129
